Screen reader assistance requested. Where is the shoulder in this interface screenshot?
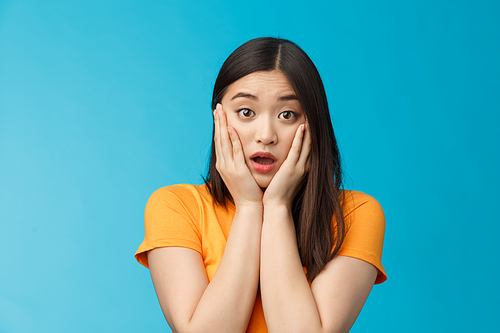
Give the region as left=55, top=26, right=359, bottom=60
left=144, top=184, right=216, bottom=223
left=148, top=183, right=210, bottom=199
left=338, top=190, right=387, bottom=283
left=341, top=190, right=384, bottom=224
left=137, top=184, right=210, bottom=268
left=147, top=184, right=212, bottom=207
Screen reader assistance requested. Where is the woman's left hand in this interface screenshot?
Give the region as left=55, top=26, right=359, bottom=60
left=263, top=122, right=311, bottom=208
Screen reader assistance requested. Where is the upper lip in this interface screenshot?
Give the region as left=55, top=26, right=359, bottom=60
left=250, top=151, right=277, bottom=161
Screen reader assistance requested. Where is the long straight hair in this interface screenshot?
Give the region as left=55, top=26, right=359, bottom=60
left=205, top=37, right=345, bottom=281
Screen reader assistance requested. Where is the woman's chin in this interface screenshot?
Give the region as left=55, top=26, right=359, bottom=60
left=253, top=174, right=273, bottom=189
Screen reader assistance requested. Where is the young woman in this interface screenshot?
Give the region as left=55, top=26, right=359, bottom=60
left=135, top=37, right=386, bottom=333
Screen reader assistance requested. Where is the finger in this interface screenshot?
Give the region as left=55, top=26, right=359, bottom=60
left=298, top=121, right=312, bottom=167
left=218, top=105, right=234, bottom=160
left=213, top=105, right=225, bottom=165
left=286, top=124, right=305, bottom=165
left=227, top=126, right=245, bottom=165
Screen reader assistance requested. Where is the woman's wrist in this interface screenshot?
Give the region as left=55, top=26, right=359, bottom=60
left=235, top=201, right=264, bottom=212
left=263, top=198, right=293, bottom=209
left=263, top=202, right=293, bottom=217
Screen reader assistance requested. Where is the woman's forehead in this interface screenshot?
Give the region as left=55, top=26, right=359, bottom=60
left=223, top=71, right=296, bottom=102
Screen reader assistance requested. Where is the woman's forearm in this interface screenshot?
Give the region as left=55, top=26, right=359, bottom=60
left=186, top=204, right=263, bottom=333
left=260, top=204, right=323, bottom=333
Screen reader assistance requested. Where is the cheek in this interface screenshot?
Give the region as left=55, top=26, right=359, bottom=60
left=281, top=128, right=300, bottom=150
left=238, top=131, right=253, bottom=157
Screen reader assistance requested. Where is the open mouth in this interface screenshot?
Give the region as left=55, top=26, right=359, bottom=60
left=252, top=156, right=275, bottom=165
left=250, top=152, right=277, bottom=173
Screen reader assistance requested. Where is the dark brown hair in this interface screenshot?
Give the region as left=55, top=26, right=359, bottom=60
left=205, top=37, right=345, bottom=281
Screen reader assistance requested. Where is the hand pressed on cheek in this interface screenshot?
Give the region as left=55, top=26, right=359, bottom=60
left=263, top=122, right=311, bottom=207
left=213, top=103, right=263, bottom=207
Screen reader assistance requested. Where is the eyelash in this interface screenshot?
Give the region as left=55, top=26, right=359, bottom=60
left=236, top=109, right=297, bottom=120
left=278, top=111, right=296, bottom=120
left=236, top=108, right=255, bottom=117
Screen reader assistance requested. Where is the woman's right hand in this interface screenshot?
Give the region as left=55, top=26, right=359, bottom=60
left=214, top=103, right=263, bottom=208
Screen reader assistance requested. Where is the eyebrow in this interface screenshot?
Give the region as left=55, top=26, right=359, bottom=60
left=230, top=92, right=299, bottom=102
left=278, top=94, right=299, bottom=101
left=231, top=92, right=258, bottom=101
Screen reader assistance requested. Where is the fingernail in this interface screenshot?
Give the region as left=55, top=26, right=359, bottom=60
left=216, top=103, right=222, bottom=111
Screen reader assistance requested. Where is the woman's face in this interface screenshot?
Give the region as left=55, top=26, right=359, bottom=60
left=220, top=70, right=306, bottom=188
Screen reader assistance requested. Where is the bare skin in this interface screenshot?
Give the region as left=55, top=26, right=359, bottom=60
left=148, top=71, right=378, bottom=333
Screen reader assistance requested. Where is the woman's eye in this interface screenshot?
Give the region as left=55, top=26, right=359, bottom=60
left=279, top=111, right=295, bottom=120
left=237, top=109, right=255, bottom=117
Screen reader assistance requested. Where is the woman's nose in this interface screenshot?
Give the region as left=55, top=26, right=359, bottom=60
left=255, top=119, right=277, bottom=145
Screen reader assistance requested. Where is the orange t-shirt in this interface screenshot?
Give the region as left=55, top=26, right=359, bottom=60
left=135, top=184, right=387, bottom=332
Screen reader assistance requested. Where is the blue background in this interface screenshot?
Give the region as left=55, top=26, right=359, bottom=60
left=1, top=0, right=499, bottom=332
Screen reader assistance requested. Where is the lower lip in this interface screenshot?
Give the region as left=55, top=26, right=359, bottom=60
left=251, top=159, right=276, bottom=173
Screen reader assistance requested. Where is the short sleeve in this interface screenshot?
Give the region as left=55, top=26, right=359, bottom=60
left=337, top=191, right=387, bottom=284
left=135, top=185, right=202, bottom=268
